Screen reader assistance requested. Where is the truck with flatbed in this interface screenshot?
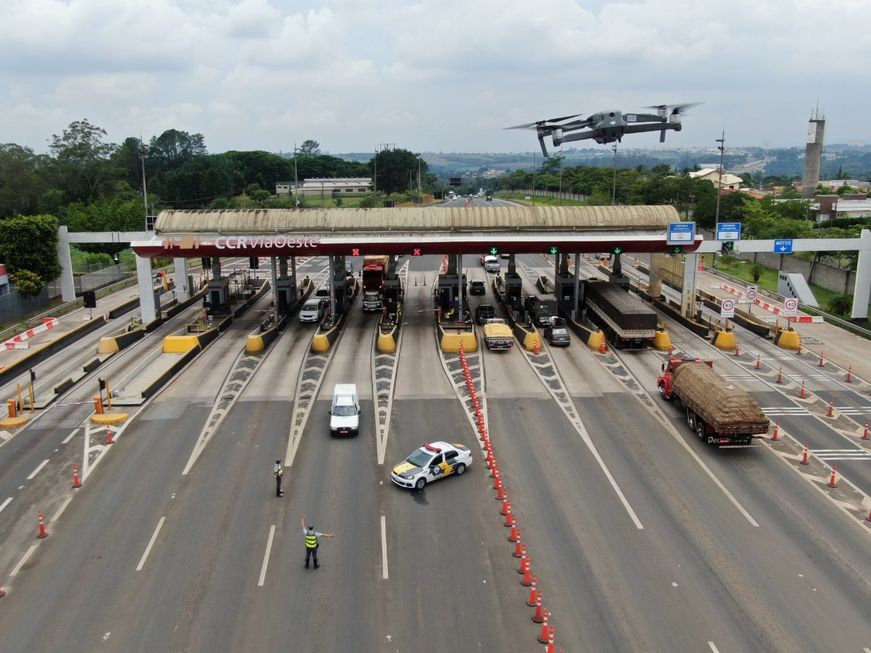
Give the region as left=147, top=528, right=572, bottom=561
left=657, top=357, right=769, bottom=446
left=581, top=279, right=657, bottom=349
left=482, top=318, right=514, bottom=351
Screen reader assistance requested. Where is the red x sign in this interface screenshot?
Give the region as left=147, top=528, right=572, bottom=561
left=413, top=248, right=421, bottom=256
left=351, top=248, right=360, bottom=256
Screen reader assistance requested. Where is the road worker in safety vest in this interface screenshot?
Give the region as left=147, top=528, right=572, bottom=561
left=301, top=513, right=335, bottom=569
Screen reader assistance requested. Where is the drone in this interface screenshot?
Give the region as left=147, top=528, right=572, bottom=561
left=506, top=103, right=697, bottom=157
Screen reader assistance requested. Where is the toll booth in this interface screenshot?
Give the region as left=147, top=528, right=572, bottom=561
left=206, top=278, right=230, bottom=314
left=276, top=277, right=295, bottom=314
left=436, top=273, right=468, bottom=320
left=329, top=255, right=350, bottom=316
left=504, top=272, right=523, bottom=312
left=383, top=276, right=403, bottom=316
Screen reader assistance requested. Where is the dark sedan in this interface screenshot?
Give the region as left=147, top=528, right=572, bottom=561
left=544, top=317, right=571, bottom=346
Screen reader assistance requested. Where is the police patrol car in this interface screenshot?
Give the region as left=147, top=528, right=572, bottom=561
left=390, top=442, right=473, bottom=490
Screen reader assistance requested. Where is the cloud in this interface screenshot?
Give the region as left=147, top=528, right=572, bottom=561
left=0, top=0, right=869, bottom=152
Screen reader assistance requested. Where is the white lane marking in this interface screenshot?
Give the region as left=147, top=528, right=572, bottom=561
left=62, top=428, right=79, bottom=445
left=380, top=515, right=389, bottom=580
left=257, top=524, right=276, bottom=587
left=11, top=543, right=38, bottom=577
left=708, top=642, right=720, bottom=653
left=136, top=516, right=166, bottom=571
left=50, top=494, right=74, bottom=523
left=0, top=497, right=12, bottom=513
left=26, top=459, right=49, bottom=480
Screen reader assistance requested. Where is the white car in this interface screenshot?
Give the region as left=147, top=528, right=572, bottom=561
left=298, top=298, right=325, bottom=323
left=391, top=441, right=473, bottom=490
left=482, top=255, right=500, bottom=272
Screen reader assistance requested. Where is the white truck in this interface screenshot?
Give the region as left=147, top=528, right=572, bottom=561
left=329, top=384, right=360, bottom=436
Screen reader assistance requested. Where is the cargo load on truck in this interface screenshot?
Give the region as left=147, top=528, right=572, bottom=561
left=657, top=357, right=769, bottom=446
left=582, top=279, right=657, bottom=349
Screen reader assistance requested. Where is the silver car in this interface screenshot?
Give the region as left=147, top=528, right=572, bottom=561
left=298, top=298, right=325, bottom=323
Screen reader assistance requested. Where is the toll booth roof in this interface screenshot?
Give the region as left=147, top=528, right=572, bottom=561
left=155, top=206, right=679, bottom=234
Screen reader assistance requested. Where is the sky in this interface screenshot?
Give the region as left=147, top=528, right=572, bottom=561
left=2, top=0, right=870, bottom=156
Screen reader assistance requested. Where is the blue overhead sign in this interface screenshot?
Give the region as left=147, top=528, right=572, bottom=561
left=774, top=239, right=794, bottom=254
left=716, top=222, right=742, bottom=241
left=667, top=221, right=696, bottom=246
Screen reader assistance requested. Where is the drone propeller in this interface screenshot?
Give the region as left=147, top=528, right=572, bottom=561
left=644, top=102, right=700, bottom=115
left=504, top=113, right=583, bottom=130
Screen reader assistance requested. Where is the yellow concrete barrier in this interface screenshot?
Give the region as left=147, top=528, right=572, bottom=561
left=522, top=331, right=542, bottom=352
left=245, top=334, right=265, bottom=354
left=311, top=333, right=331, bottom=353
left=775, top=327, right=801, bottom=351
left=653, top=329, right=672, bottom=352
left=97, top=337, right=120, bottom=354
left=586, top=329, right=606, bottom=352
left=440, top=331, right=478, bottom=353
left=162, top=335, right=200, bottom=354
left=91, top=412, right=129, bottom=426
left=713, top=329, right=737, bottom=351
left=377, top=333, right=397, bottom=354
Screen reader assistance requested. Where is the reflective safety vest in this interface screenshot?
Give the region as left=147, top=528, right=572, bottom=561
left=305, top=531, right=318, bottom=549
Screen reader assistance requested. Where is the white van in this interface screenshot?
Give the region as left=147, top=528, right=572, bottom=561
left=329, top=384, right=360, bottom=436
left=483, top=255, right=500, bottom=272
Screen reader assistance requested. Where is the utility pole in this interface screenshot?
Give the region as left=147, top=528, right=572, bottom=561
left=531, top=152, right=536, bottom=206
left=611, top=143, right=618, bottom=205
left=294, top=142, right=299, bottom=208
left=715, top=131, right=725, bottom=226
left=417, top=156, right=421, bottom=199
left=140, top=137, right=149, bottom=223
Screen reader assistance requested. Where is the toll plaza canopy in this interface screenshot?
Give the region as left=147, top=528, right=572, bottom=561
left=131, top=206, right=700, bottom=258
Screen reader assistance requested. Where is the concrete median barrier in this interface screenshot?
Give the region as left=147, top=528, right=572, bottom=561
left=162, top=335, right=201, bottom=354
left=652, top=328, right=672, bottom=351
left=774, top=326, right=802, bottom=350
left=712, top=328, right=737, bottom=350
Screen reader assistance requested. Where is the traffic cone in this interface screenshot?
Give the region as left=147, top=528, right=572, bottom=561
left=495, top=478, right=506, bottom=501
left=828, top=464, right=838, bottom=488
left=866, top=508, right=871, bottom=522
left=0, top=581, right=5, bottom=598
left=72, top=464, right=82, bottom=489
left=537, top=608, right=549, bottom=640
left=801, top=443, right=809, bottom=465
left=800, top=381, right=806, bottom=399
left=862, top=422, right=869, bottom=440
left=517, top=546, right=529, bottom=572
left=735, top=343, right=741, bottom=357
left=797, top=343, right=802, bottom=355
left=777, top=367, right=783, bottom=384
left=533, top=341, right=541, bottom=355
left=827, top=400, right=834, bottom=418
left=513, top=536, right=524, bottom=558
left=520, top=560, right=532, bottom=586
left=755, top=354, right=761, bottom=369
left=527, top=576, right=539, bottom=606
left=818, top=352, right=825, bottom=367
left=500, top=497, right=511, bottom=516
left=771, top=422, right=780, bottom=442
left=546, top=625, right=556, bottom=653
left=491, top=468, right=500, bottom=489
left=599, top=338, right=607, bottom=354
left=414, top=276, right=418, bottom=286
left=37, top=511, right=48, bottom=539
left=532, top=595, right=545, bottom=625
left=106, top=426, right=114, bottom=445
left=846, top=366, right=853, bottom=383
left=507, top=521, right=519, bottom=543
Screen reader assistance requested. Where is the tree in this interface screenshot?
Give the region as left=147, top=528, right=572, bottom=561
left=825, top=294, right=853, bottom=316
left=370, top=149, right=426, bottom=194
left=298, top=140, right=321, bottom=156
left=0, top=144, right=49, bottom=217
left=48, top=119, right=118, bottom=203
left=12, top=269, right=44, bottom=298
left=148, top=129, right=207, bottom=169
left=62, top=198, right=145, bottom=255
left=0, top=214, right=61, bottom=281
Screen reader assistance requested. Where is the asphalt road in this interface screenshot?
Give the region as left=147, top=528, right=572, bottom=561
left=0, top=254, right=869, bottom=652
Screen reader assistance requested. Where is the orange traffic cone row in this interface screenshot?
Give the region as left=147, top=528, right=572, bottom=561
left=72, top=464, right=82, bottom=489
